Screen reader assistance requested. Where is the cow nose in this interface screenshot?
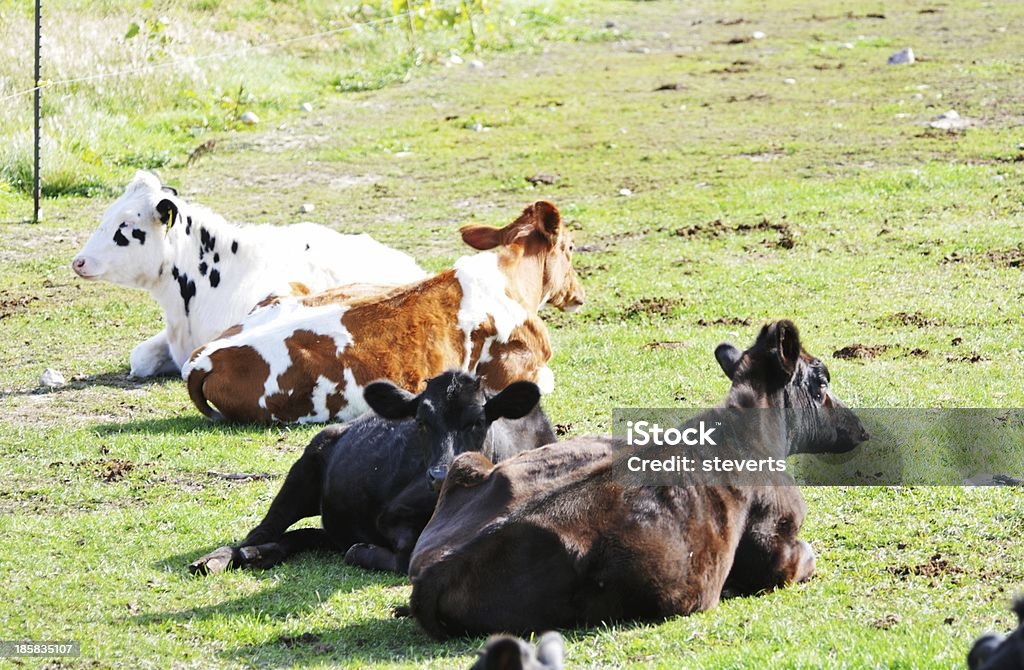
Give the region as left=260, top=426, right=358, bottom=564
left=72, top=257, right=86, bottom=272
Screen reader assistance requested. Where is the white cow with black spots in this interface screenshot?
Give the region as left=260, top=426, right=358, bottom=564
left=71, top=171, right=427, bottom=377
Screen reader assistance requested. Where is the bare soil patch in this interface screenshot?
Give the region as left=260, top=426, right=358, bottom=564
left=622, top=297, right=682, bottom=320
left=833, top=344, right=892, bottom=360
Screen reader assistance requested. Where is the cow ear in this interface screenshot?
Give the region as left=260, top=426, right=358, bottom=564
left=161, top=185, right=178, bottom=196
left=364, top=381, right=420, bottom=420
left=484, top=381, right=541, bottom=423
left=479, top=638, right=528, bottom=670
left=530, top=201, right=561, bottom=241
left=535, top=632, right=566, bottom=669
left=460, top=224, right=503, bottom=251
left=715, top=343, right=742, bottom=380
left=769, top=320, right=802, bottom=379
left=156, top=198, right=179, bottom=229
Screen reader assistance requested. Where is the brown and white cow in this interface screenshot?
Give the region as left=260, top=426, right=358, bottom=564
left=407, top=321, right=869, bottom=638
left=183, top=201, right=584, bottom=424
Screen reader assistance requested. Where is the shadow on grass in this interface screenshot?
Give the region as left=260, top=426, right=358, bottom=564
left=144, top=546, right=641, bottom=668
left=89, top=414, right=277, bottom=436
left=139, top=549, right=405, bottom=624
left=0, top=369, right=176, bottom=400
left=223, top=616, right=480, bottom=667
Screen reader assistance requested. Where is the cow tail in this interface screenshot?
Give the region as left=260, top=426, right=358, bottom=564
left=187, top=367, right=224, bottom=422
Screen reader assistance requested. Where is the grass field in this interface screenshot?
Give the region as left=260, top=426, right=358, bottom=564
left=1, top=0, right=1023, bottom=667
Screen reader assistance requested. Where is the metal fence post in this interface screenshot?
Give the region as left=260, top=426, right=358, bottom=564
left=33, top=0, right=41, bottom=223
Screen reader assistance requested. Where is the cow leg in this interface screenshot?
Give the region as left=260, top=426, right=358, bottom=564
left=344, top=543, right=409, bottom=574
left=190, top=438, right=333, bottom=575
left=129, top=330, right=178, bottom=378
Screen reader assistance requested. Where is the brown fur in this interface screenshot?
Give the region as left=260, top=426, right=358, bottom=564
left=408, top=321, right=866, bottom=638
left=187, top=202, right=583, bottom=424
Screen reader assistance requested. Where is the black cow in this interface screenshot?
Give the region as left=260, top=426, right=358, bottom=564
left=969, top=598, right=1024, bottom=670
left=408, top=321, right=869, bottom=637
left=189, top=371, right=554, bottom=575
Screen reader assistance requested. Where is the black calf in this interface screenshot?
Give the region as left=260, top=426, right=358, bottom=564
left=189, top=371, right=553, bottom=575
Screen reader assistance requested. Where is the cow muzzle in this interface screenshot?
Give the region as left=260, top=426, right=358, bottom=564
left=71, top=255, right=96, bottom=279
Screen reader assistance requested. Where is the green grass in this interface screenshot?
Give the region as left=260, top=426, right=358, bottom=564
left=2, top=0, right=1024, bottom=667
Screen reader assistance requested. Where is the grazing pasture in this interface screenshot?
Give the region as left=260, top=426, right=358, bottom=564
left=1, top=0, right=1023, bottom=668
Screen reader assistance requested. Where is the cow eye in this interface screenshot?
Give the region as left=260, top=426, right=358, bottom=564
left=118, top=222, right=129, bottom=229
left=415, top=418, right=428, bottom=433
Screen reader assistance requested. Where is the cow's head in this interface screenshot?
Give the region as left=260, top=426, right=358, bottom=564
left=460, top=201, right=585, bottom=312
left=71, top=171, right=181, bottom=288
left=364, top=371, right=542, bottom=492
left=714, top=320, right=869, bottom=454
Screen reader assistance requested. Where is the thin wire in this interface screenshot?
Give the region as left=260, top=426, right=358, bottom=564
left=0, top=3, right=457, bottom=105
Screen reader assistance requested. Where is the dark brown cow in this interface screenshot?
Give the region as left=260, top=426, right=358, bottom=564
left=183, top=201, right=583, bottom=424
left=408, top=320, right=869, bottom=638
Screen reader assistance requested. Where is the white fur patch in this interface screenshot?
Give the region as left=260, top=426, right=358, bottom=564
left=340, top=368, right=369, bottom=421
left=536, top=365, right=555, bottom=394
left=183, top=300, right=352, bottom=411
left=298, top=375, right=340, bottom=424
left=453, top=253, right=527, bottom=369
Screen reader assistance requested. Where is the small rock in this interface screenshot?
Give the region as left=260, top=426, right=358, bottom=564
left=839, top=42, right=855, bottom=49
left=239, top=111, right=260, bottom=125
left=752, top=30, right=766, bottom=39
left=300, top=102, right=314, bottom=113
left=783, top=77, right=797, bottom=85
left=888, top=48, right=915, bottom=65
left=467, top=122, right=484, bottom=132
left=40, top=368, right=65, bottom=388
left=929, top=110, right=971, bottom=130
left=300, top=203, right=315, bottom=214
left=604, top=21, right=616, bottom=29
left=468, top=59, right=484, bottom=70
left=449, top=53, right=464, bottom=65
left=618, top=188, right=633, bottom=197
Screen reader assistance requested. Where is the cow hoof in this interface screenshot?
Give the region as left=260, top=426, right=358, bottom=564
left=344, top=543, right=376, bottom=567
left=189, top=546, right=235, bottom=575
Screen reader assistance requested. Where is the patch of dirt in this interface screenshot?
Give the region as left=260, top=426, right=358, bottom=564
left=696, top=316, right=752, bottom=327
left=711, top=61, right=755, bottom=74
left=833, top=344, right=892, bottom=360
left=525, top=173, right=559, bottom=186
left=206, top=470, right=274, bottom=483
left=675, top=217, right=793, bottom=248
left=946, top=352, right=989, bottom=363
left=47, top=458, right=148, bottom=482
left=0, top=295, right=38, bottom=320
left=906, top=348, right=930, bottom=358
left=942, top=246, right=1024, bottom=268
left=653, top=82, right=688, bottom=91
left=643, top=340, right=688, bottom=350
left=986, top=246, right=1024, bottom=268
left=871, top=614, right=901, bottom=629
left=622, top=297, right=682, bottom=319
left=725, top=93, right=771, bottom=103
left=554, top=423, right=573, bottom=436
left=887, top=311, right=940, bottom=328
left=888, top=553, right=965, bottom=581
left=574, top=263, right=608, bottom=279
